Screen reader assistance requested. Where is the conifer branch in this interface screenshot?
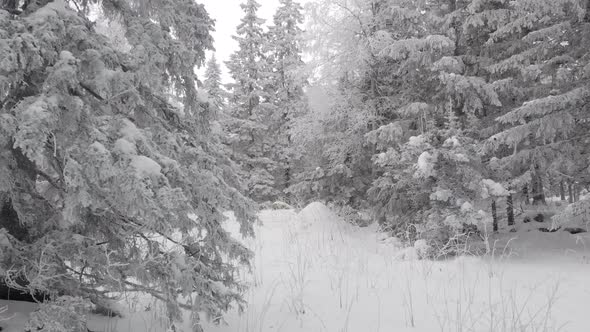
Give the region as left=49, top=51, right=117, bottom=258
left=79, top=82, right=105, bottom=101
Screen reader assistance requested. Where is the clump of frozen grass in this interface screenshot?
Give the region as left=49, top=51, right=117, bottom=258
left=568, top=235, right=590, bottom=264
left=255, top=279, right=280, bottom=332
left=386, top=228, right=568, bottom=332
left=340, top=296, right=356, bottom=332
left=401, top=266, right=416, bottom=328
left=421, top=239, right=565, bottom=332
left=283, top=239, right=311, bottom=317
left=232, top=281, right=279, bottom=332
left=0, top=304, right=12, bottom=322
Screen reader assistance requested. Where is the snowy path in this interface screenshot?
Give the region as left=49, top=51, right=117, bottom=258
left=204, top=203, right=590, bottom=332
left=2, top=203, right=590, bottom=331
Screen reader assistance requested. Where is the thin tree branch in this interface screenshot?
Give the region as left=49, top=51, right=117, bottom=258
left=79, top=82, right=105, bottom=101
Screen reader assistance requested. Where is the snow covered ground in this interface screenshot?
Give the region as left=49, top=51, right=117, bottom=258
left=2, top=202, right=590, bottom=331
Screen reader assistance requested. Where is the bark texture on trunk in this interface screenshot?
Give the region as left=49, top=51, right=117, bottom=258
left=523, top=184, right=529, bottom=205
left=507, top=194, right=515, bottom=226
left=531, top=171, right=546, bottom=205
left=492, top=200, right=498, bottom=232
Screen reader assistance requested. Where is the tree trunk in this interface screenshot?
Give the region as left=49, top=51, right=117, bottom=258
left=560, top=181, right=566, bottom=201
left=284, top=167, right=291, bottom=195
left=531, top=172, right=546, bottom=205
left=492, top=200, right=498, bottom=232
left=419, top=113, right=425, bottom=134
left=507, top=194, right=515, bottom=226
left=0, top=198, right=31, bottom=242
left=574, top=182, right=581, bottom=202
left=568, top=181, right=574, bottom=203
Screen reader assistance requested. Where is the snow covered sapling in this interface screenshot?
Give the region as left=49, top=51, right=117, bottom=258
left=25, top=296, right=94, bottom=332
left=369, top=125, right=507, bottom=256
left=203, top=53, right=226, bottom=114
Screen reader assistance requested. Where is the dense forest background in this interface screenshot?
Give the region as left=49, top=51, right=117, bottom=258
left=218, top=0, right=590, bottom=245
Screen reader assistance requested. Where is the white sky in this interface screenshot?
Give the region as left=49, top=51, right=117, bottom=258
left=198, top=0, right=310, bottom=83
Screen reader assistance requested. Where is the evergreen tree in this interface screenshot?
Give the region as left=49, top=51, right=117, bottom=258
left=265, top=0, right=308, bottom=196
left=482, top=0, right=590, bottom=227
left=0, top=0, right=256, bottom=329
left=203, top=53, right=225, bottom=112
left=225, top=0, right=280, bottom=203
left=364, top=0, right=508, bottom=245
left=226, top=0, right=267, bottom=117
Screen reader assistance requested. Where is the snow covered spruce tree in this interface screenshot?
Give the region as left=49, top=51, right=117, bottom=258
left=203, top=53, right=226, bottom=113
left=264, top=0, right=308, bottom=198
left=225, top=0, right=280, bottom=203
left=482, top=0, right=590, bottom=228
left=357, top=0, right=507, bottom=248
left=0, top=0, right=256, bottom=329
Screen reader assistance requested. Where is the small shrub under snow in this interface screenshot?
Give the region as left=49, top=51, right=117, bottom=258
left=414, top=239, right=432, bottom=258
left=271, top=201, right=294, bottom=210
left=25, top=296, right=94, bottom=332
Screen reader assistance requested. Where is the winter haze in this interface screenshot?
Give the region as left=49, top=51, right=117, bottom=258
left=1, top=0, right=590, bottom=331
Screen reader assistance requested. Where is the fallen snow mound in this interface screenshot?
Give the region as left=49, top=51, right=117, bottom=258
left=297, top=202, right=339, bottom=225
